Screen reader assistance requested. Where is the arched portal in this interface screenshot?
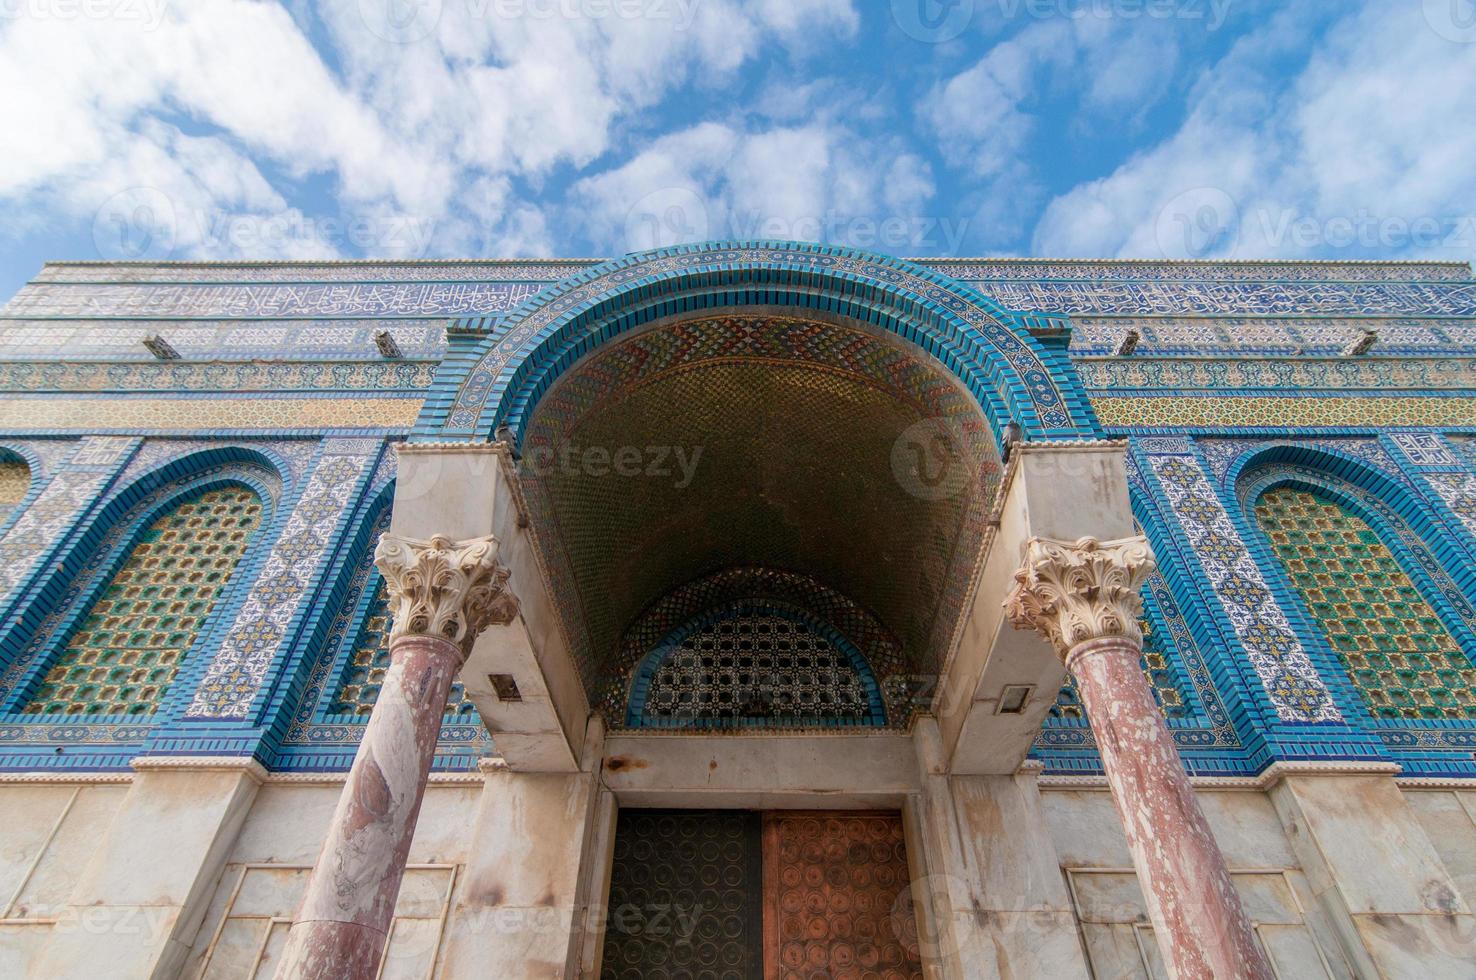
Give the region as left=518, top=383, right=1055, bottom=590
left=424, top=241, right=1099, bottom=446
left=516, top=309, right=1002, bottom=726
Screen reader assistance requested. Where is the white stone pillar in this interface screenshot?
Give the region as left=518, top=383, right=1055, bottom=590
left=438, top=722, right=616, bottom=979
left=908, top=718, right=1091, bottom=979
left=1006, top=536, right=1273, bottom=980
left=276, top=534, right=518, bottom=980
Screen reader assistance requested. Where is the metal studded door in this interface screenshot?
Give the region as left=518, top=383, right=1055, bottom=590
left=601, top=810, right=765, bottom=980
left=762, top=812, right=923, bottom=980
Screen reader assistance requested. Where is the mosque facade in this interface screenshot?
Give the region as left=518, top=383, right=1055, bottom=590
left=0, top=243, right=1473, bottom=978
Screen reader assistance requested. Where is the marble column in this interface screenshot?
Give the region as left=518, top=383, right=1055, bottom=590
left=1005, top=536, right=1272, bottom=980
left=276, top=534, right=519, bottom=980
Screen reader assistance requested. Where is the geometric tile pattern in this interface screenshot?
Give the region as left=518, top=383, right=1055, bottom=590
left=22, top=487, right=263, bottom=716
left=328, top=575, right=475, bottom=719
left=1052, top=612, right=1188, bottom=721
left=0, top=469, right=112, bottom=606
left=1150, top=455, right=1342, bottom=723
left=632, top=609, right=882, bottom=729
left=1095, top=395, right=1476, bottom=430
left=1256, top=488, right=1476, bottom=721
left=187, top=444, right=373, bottom=718
left=1079, top=357, right=1476, bottom=392
left=444, top=243, right=1087, bottom=436
left=0, top=396, right=421, bottom=432
left=1424, top=473, right=1476, bottom=539
left=603, top=567, right=909, bottom=729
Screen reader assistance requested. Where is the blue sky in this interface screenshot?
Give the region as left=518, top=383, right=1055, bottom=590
left=1, top=0, right=1474, bottom=298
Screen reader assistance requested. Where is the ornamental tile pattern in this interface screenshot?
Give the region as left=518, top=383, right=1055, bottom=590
left=444, top=244, right=1088, bottom=436
left=115, top=438, right=318, bottom=490
left=1095, top=395, right=1476, bottom=430
left=1196, top=437, right=1394, bottom=487
left=0, top=359, right=437, bottom=393
left=1068, top=317, right=1476, bottom=355
left=0, top=470, right=113, bottom=605
left=187, top=443, right=373, bottom=718
left=23, top=487, right=263, bottom=716
left=1149, top=454, right=1341, bottom=723
left=1256, top=488, right=1476, bottom=721
left=1078, top=357, right=1476, bottom=392
left=10, top=271, right=1475, bottom=321
left=1424, top=474, right=1476, bottom=539
left=604, top=568, right=910, bottom=728
left=0, top=396, right=421, bottom=432
left=34, top=258, right=1466, bottom=285
left=1, top=281, right=542, bottom=318
left=0, top=319, right=448, bottom=361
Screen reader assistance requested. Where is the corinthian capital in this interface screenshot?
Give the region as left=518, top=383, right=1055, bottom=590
left=374, top=533, right=520, bottom=655
left=1003, top=536, right=1156, bottom=659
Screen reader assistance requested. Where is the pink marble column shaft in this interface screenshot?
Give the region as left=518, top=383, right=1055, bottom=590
left=275, top=634, right=462, bottom=979
left=1069, top=635, right=1272, bottom=979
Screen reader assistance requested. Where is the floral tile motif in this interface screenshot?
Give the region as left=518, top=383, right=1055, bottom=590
left=1149, top=454, right=1342, bottom=724
left=187, top=442, right=374, bottom=718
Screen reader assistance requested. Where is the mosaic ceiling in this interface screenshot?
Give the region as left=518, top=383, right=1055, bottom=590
left=519, top=313, right=1001, bottom=712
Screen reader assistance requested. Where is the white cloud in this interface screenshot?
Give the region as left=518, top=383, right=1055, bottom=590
left=0, top=0, right=856, bottom=263
left=1031, top=2, right=1476, bottom=261
left=569, top=120, right=951, bottom=255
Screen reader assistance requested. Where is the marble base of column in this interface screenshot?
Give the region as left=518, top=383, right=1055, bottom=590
left=275, top=634, right=462, bottom=980
left=1068, top=636, right=1273, bottom=980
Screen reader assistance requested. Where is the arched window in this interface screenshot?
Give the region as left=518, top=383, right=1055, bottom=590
left=23, top=485, right=263, bottom=716
left=1255, top=486, right=1476, bottom=721
left=0, top=456, right=30, bottom=522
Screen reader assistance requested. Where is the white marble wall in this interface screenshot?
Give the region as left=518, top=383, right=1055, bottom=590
left=3, top=772, right=1473, bottom=978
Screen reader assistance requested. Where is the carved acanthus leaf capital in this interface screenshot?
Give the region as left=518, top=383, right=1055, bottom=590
left=374, top=533, right=520, bottom=656
left=1003, top=536, right=1157, bottom=659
